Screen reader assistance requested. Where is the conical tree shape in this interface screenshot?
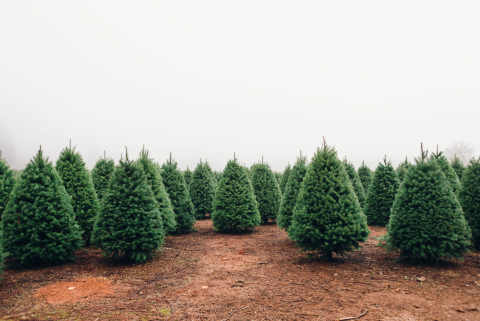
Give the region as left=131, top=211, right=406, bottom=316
left=279, top=165, right=291, bottom=195
left=0, top=158, right=15, bottom=219
left=451, top=155, right=465, bottom=182
left=203, top=160, right=217, bottom=190
left=189, top=160, right=216, bottom=219
left=396, top=158, right=411, bottom=182
left=213, top=171, right=222, bottom=185
left=289, top=142, right=369, bottom=259
left=274, top=172, right=282, bottom=186
left=458, top=158, right=480, bottom=248
left=183, top=167, right=193, bottom=190
left=251, top=162, right=282, bottom=224
left=386, top=148, right=471, bottom=263
left=364, top=157, right=400, bottom=227
left=357, top=161, right=373, bottom=193
left=92, top=150, right=164, bottom=263
left=430, top=151, right=461, bottom=193
left=91, top=153, right=115, bottom=202
left=343, top=159, right=366, bottom=208
left=277, top=156, right=307, bottom=231
left=137, top=148, right=177, bottom=235
left=161, top=155, right=196, bottom=234
left=56, top=143, right=99, bottom=243
left=212, top=158, right=260, bottom=232
left=2, top=149, right=82, bottom=269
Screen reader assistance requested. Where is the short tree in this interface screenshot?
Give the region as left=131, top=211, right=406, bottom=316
left=396, top=157, right=411, bottom=182
left=183, top=167, right=193, bottom=190
left=451, top=155, right=465, bottom=182
left=458, top=158, right=480, bottom=248
left=212, top=158, right=260, bottom=232
left=2, top=149, right=82, bottom=269
left=343, top=159, right=366, bottom=208
left=289, top=142, right=370, bottom=259
left=190, top=160, right=216, bottom=219
left=274, top=171, right=282, bottom=186
left=0, top=157, right=15, bottom=219
left=91, top=153, right=115, bottom=201
left=430, top=150, right=461, bottom=193
left=357, top=161, right=373, bottom=192
left=279, top=165, right=291, bottom=195
left=250, top=162, right=282, bottom=224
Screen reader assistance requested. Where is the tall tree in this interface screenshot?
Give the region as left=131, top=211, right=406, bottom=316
left=430, top=150, right=461, bottom=193
left=183, top=167, right=193, bottom=190
left=0, top=157, right=15, bottom=219
left=458, top=158, right=480, bottom=248
left=357, top=161, right=373, bottom=192
left=250, top=161, right=282, bottom=224
left=278, top=165, right=291, bottom=195
left=91, top=152, right=115, bottom=201
left=190, top=160, right=216, bottom=219
left=343, top=159, right=366, bottom=208
left=451, top=155, right=465, bottom=182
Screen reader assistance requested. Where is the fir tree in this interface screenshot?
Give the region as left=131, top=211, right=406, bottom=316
left=277, top=155, right=307, bottom=231
left=0, top=157, right=15, bottom=219
left=458, top=158, right=480, bottom=248
left=343, top=159, right=366, bottom=208
left=91, top=152, right=115, bottom=201
left=190, top=160, right=216, bottom=219
left=289, top=142, right=369, bottom=259
left=137, top=148, right=177, bottom=235
left=212, top=157, right=260, bottom=232
left=274, top=172, right=282, bottom=186
left=183, top=167, right=193, bottom=190
left=451, top=155, right=465, bottom=182
left=364, top=157, right=400, bottom=227
left=161, top=154, right=196, bottom=234
left=386, top=145, right=471, bottom=263
left=213, top=171, right=222, bottom=184
left=430, top=150, right=461, bottom=193
left=2, top=148, right=82, bottom=269
left=396, top=157, right=411, bottom=182
left=56, top=143, right=99, bottom=243
left=250, top=161, right=282, bottom=224
left=357, top=161, right=373, bottom=192
left=279, top=165, right=291, bottom=195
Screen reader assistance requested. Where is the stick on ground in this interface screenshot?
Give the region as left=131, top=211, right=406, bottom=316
left=339, top=309, right=368, bottom=321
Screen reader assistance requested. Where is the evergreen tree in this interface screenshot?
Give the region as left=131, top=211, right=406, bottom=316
left=91, top=153, right=115, bottom=202
left=0, top=229, right=4, bottom=277
left=364, top=157, right=400, bottom=227
left=2, top=148, right=82, bottom=269
left=279, top=165, right=291, bottom=195
left=213, top=171, right=222, bottom=184
left=288, top=142, right=369, bottom=259
left=161, top=155, right=196, bottom=234
left=250, top=162, right=282, bottom=224
left=56, top=143, right=99, bottom=243
left=396, top=157, right=411, bottom=182
left=386, top=146, right=471, bottom=263
left=277, top=155, right=307, bottom=231
left=0, top=158, right=15, bottom=219
left=92, top=150, right=164, bottom=263
left=212, top=157, right=260, bottom=232
left=274, top=172, right=282, bottom=186
left=183, top=167, right=193, bottom=190
left=430, top=150, right=461, bottom=193
left=190, top=160, right=216, bottom=219
left=451, top=155, right=465, bottom=182
left=458, top=158, right=480, bottom=248
left=137, top=148, right=177, bottom=235
left=343, top=159, right=366, bottom=207
left=357, top=161, right=373, bottom=192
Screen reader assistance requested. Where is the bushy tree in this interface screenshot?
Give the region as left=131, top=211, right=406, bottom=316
left=0, top=158, right=15, bottom=218
left=161, top=155, right=196, bottom=234
left=183, top=167, right=193, bottom=190
left=213, top=171, right=222, bottom=184
left=212, top=158, right=260, bottom=232
left=56, top=143, right=99, bottom=243
left=250, top=162, right=282, bottom=224
left=364, top=157, right=400, bottom=226
left=289, top=143, right=369, bottom=259
left=430, top=151, right=461, bottom=193
left=2, top=149, right=82, bottom=269
left=190, top=160, right=216, bottom=219
left=386, top=148, right=471, bottom=263
left=92, top=151, right=164, bottom=263
left=137, top=148, right=177, bottom=235
left=274, top=172, right=282, bottom=186
left=279, top=165, right=291, bottom=195
left=458, top=158, right=480, bottom=248
left=343, top=159, right=366, bottom=208
left=357, top=161, right=373, bottom=193
left=396, top=158, right=411, bottom=182
left=451, top=155, right=465, bottom=182
left=91, top=153, right=115, bottom=201
left=277, top=156, right=307, bottom=231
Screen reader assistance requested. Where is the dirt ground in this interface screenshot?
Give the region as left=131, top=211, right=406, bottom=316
left=1, top=220, right=479, bottom=321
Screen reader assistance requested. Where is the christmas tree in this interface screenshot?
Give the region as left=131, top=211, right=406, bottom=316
left=213, top=171, right=222, bottom=185
left=161, top=154, right=196, bottom=234
left=357, top=161, right=373, bottom=192
left=458, top=158, right=480, bottom=248
left=430, top=149, right=461, bottom=193
left=92, top=149, right=164, bottom=263
left=183, top=167, right=193, bottom=190
left=56, top=142, right=99, bottom=243
left=91, top=152, right=115, bottom=201
left=0, top=157, right=15, bottom=219
left=279, top=165, right=291, bottom=195
left=289, top=141, right=369, bottom=259
left=277, top=155, right=307, bottom=231
left=363, top=157, right=400, bottom=227
left=386, top=145, right=471, bottom=263
left=250, top=161, right=282, bottom=224
left=396, top=157, right=411, bottom=182
left=2, top=148, right=82, bottom=268
left=343, top=159, right=366, bottom=208
left=189, top=160, right=216, bottom=219
left=451, top=155, right=465, bottom=182
left=212, top=157, right=260, bottom=232
left=274, top=172, right=282, bottom=186
left=137, top=148, right=177, bottom=235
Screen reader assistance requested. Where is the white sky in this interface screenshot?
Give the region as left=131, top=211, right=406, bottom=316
left=1, top=1, right=479, bottom=172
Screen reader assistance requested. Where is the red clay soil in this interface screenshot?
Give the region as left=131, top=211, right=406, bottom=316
left=0, top=220, right=479, bottom=320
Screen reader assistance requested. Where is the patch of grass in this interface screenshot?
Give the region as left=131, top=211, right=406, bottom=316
left=159, top=307, right=171, bottom=316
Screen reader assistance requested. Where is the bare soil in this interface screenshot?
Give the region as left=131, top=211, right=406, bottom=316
left=1, top=220, right=479, bottom=320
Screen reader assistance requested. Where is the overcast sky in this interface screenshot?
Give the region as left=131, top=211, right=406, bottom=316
left=1, top=1, right=479, bottom=172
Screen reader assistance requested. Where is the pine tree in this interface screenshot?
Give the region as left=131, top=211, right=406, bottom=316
left=213, top=171, right=222, bottom=184
left=288, top=142, right=369, bottom=259
left=161, top=154, right=196, bottom=234
left=364, top=157, right=400, bottom=227
left=274, top=172, right=282, bottom=186
left=279, top=165, right=291, bottom=195
left=91, top=152, right=115, bottom=201
left=183, top=167, right=193, bottom=190
left=357, top=161, right=373, bottom=192
left=0, top=157, right=15, bottom=219
left=277, top=155, right=307, bottom=231
left=343, top=159, right=366, bottom=208
left=92, top=150, right=164, bottom=263
left=2, top=148, right=82, bottom=269
left=190, top=160, right=216, bottom=219
left=430, top=150, right=461, bottom=193
left=451, top=155, right=465, bottom=182
left=56, top=143, right=99, bottom=243
left=458, top=158, right=480, bottom=248
left=386, top=146, right=471, bottom=263
left=250, top=161, right=282, bottom=224
left=396, top=157, right=411, bottom=182
left=212, top=157, right=260, bottom=232
left=137, top=148, right=177, bottom=235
